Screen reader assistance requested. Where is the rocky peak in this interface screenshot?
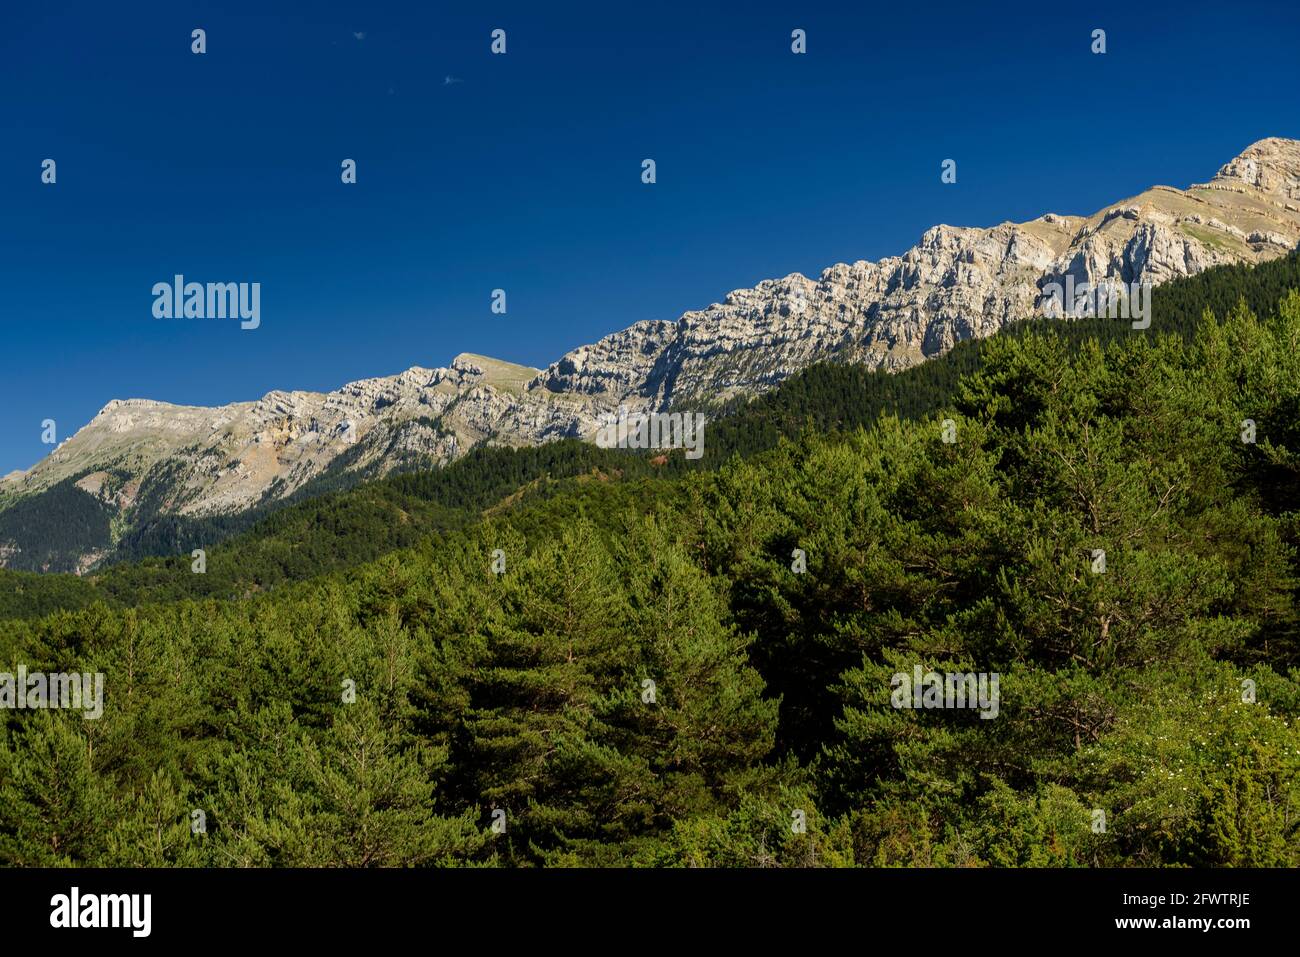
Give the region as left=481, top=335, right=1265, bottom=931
left=1199, top=137, right=1300, bottom=197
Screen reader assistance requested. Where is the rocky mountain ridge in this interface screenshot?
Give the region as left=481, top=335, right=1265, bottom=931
left=3, top=138, right=1299, bottom=568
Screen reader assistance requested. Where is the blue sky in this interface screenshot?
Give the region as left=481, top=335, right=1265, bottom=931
left=2, top=0, right=1298, bottom=475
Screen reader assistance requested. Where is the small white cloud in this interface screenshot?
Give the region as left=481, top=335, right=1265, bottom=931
left=444, top=75, right=463, bottom=85
left=352, top=31, right=366, bottom=40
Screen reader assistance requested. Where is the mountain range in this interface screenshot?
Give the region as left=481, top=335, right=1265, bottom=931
left=4, top=136, right=1300, bottom=572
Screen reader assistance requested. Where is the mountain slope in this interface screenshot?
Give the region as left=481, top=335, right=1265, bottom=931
left=6, top=248, right=1299, bottom=601
left=3, top=138, right=1299, bottom=572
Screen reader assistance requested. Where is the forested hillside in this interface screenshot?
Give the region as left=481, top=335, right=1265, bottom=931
left=3, top=281, right=1299, bottom=866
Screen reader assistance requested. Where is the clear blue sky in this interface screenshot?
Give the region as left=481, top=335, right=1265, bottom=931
left=2, top=0, right=1298, bottom=475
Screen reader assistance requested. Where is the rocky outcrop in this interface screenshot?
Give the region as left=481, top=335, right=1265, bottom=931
left=535, top=138, right=1300, bottom=407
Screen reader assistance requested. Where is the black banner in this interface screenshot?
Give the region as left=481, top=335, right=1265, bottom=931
left=0, top=867, right=1285, bottom=944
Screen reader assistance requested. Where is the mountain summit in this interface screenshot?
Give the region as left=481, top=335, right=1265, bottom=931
left=4, top=138, right=1299, bottom=569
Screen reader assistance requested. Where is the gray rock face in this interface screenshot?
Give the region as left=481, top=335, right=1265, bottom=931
left=539, top=138, right=1300, bottom=407
left=4, top=138, right=1300, bottom=552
